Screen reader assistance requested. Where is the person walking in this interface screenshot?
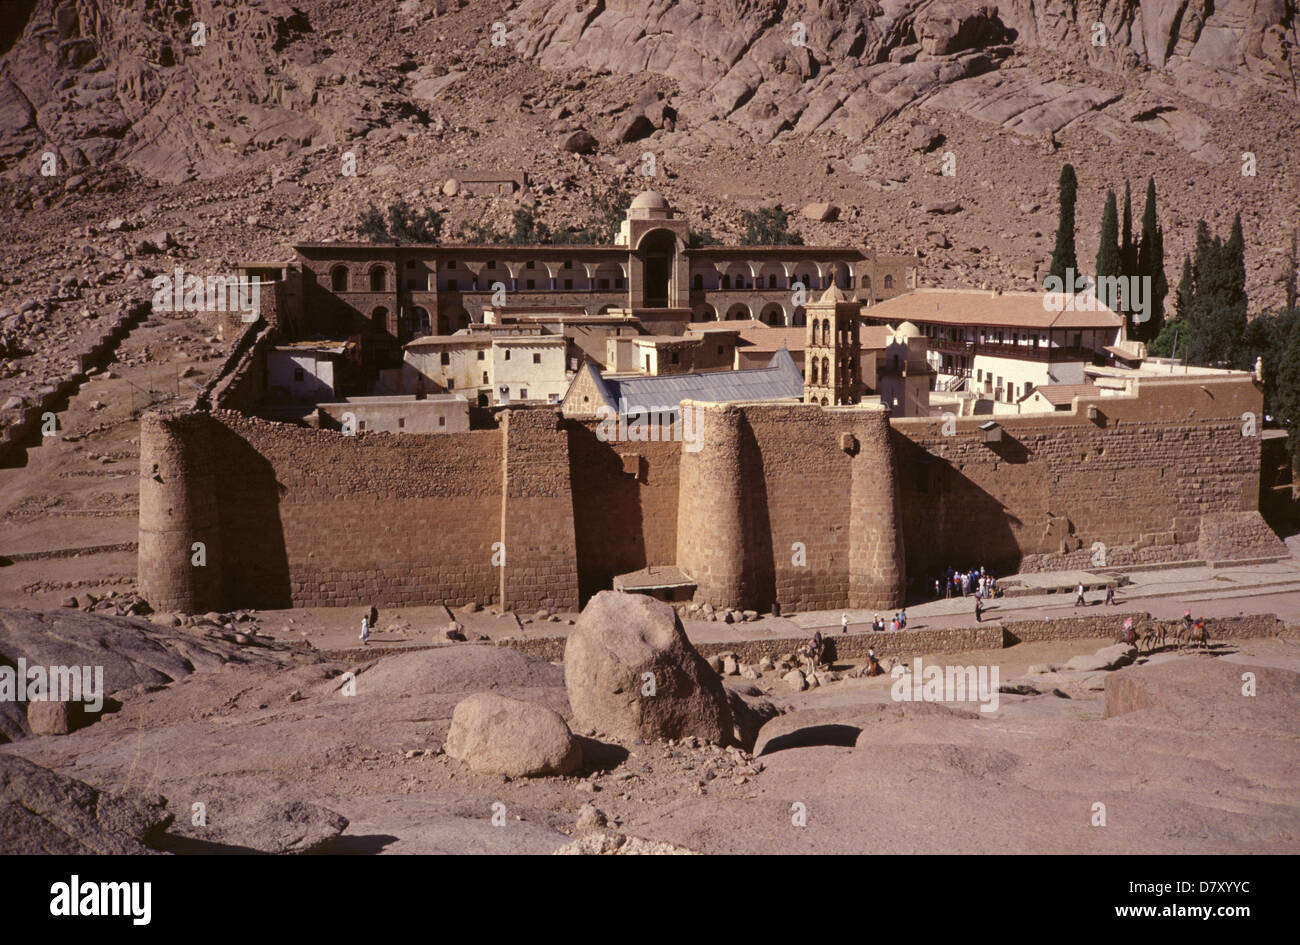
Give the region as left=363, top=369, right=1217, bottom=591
left=975, top=597, right=983, bottom=622
left=841, top=612, right=850, bottom=634
left=898, top=608, right=907, bottom=629
left=1074, top=583, right=1086, bottom=607
left=359, top=615, right=370, bottom=646
left=1105, top=585, right=1116, bottom=606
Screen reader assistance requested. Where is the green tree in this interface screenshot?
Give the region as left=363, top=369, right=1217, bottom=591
left=586, top=181, right=632, bottom=244
left=358, top=201, right=443, bottom=243
left=1047, top=163, right=1078, bottom=285
left=1134, top=177, right=1165, bottom=341
left=1174, top=252, right=1194, bottom=319
left=1185, top=217, right=1248, bottom=366
left=501, top=207, right=552, bottom=245
left=1121, top=182, right=1136, bottom=272
left=1147, top=316, right=1182, bottom=358
left=740, top=207, right=803, bottom=245
left=688, top=229, right=720, bottom=247
left=1096, top=189, right=1120, bottom=290
left=1272, top=315, right=1300, bottom=478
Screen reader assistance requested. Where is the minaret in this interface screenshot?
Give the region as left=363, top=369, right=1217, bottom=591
left=803, top=285, right=861, bottom=405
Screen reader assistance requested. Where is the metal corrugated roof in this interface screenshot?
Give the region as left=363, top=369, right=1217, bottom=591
left=601, top=349, right=802, bottom=415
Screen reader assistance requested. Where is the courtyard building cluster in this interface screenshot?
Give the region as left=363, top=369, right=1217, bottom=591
left=137, top=192, right=1284, bottom=618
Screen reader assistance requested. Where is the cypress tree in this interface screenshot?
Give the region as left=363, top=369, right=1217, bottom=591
left=1135, top=178, right=1162, bottom=341
left=1112, top=180, right=1133, bottom=328
left=1223, top=212, right=1248, bottom=366
left=1150, top=223, right=1168, bottom=338
left=1173, top=251, right=1195, bottom=362
left=1175, top=253, right=1194, bottom=319
left=1121, top=180, right=1136, bottom=279
left=1096, top=190, right=1121, bottom=314
left=1048, top=163, right=1078, bottom=286
left=1189, top=231, right=1225, bottom=365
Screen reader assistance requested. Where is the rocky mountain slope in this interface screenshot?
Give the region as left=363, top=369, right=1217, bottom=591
left=0, top=0, right=1296, bottom=386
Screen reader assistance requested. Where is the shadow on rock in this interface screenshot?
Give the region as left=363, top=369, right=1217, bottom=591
left=574, top=735, right=629, bottom=774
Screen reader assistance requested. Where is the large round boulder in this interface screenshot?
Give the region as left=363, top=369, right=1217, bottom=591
left=445, top=693, right=581, bottom=778
left=564, top=591, right=732, bottom=745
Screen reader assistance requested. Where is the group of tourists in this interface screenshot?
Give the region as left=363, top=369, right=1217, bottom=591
left=840, top=611, right=908, bottom=634
left=934, top=566, right=997, bottom=601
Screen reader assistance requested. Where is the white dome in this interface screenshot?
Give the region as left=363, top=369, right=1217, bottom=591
left=630, top=190, right=669, bottom=210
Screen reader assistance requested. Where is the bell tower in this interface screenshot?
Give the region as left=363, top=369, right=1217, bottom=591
left=803, top=285, right=862, bottom=405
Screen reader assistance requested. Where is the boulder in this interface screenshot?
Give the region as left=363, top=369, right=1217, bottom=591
left=908, top=122, right=944, bottom=152
left=914, top=2, right=1004, bottom=56
left=445, top=692, right=582, bottom=777
left=801, top=202, right=840, bottom=222
left=563, top=130, right=598, bottom=154
left=442, top=178, right=461, bottom=196
left=923, top=200, right=963, bottom=214
left=784, top=668, right=808, bottom=691
left=564, top=591, right=732, bottom=745
left=613, top=112, right=655, bottom=143
left=26, top=700, right=78, bottom=735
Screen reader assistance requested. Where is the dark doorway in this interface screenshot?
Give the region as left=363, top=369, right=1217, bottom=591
left=640, top=230, right=675, bottom=307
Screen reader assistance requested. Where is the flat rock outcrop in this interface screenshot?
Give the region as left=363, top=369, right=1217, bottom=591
left=1105, top=656, right=1300, bottom=730
left=1065, top=643, right=1138, bottom=673
left=445, top=692, right=582, bottom=778
left=0, top=608, right=300, bottom=742
left=162, top=796, right=349, bottom=854
left=0, top=753, right=171, bottom=854
left=754, top=701, right=977, bottom=756
left=565, top=592, right=732, bottom=745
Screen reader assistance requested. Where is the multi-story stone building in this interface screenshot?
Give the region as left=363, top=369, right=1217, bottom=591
left=861, top=288, right=1124, bottom=411
left=290, top=191, right=915, bottom=369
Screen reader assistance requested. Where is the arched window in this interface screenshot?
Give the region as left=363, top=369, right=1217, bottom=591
left=693, top=274, right=703, bottom=290
left=370, top=267, right=386, bottom=291
left=861, top=274, right=872, bottom=289
left=331, top=265, right=348, bottom=292
left=371, top=307, right=388, bottom=332
left=722, top=274, right=731, bottom=290
left=810, top=359, right=819, bottom=384
left=768, top=274, right=777, bottom=289
left=822, top=356, right=830, bottom=381
left=884, top=275, right=894, bottom=289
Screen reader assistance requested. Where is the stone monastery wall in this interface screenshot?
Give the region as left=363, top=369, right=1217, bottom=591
left=892, top=374, right=1268, bottom=577
left=138, top=372, right=1276, bottom=614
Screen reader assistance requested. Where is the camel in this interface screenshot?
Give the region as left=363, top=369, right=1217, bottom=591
left=796, top=632, right=825, bottom=675
left=1139, top=622, right=1167, bottom=653
left=1117, top=618, right=1137, bottom=647
left=1185, top=620, right=1209, bottom=651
